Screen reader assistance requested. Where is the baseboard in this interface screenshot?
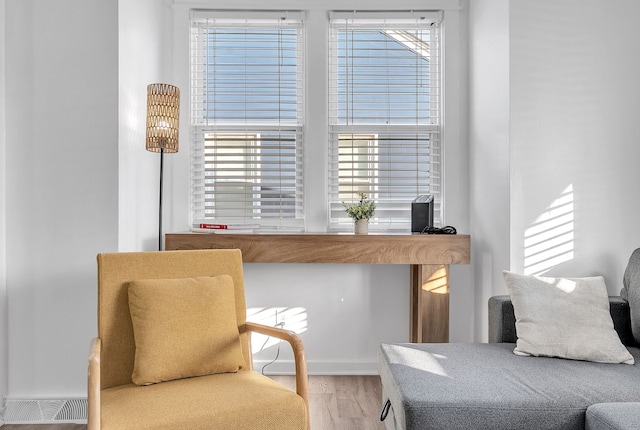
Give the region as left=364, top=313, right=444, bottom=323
left=2, top=398, right=87, bottom=424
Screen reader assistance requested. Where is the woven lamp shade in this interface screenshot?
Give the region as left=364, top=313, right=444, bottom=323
left=146, top=83, right=180, bottom=153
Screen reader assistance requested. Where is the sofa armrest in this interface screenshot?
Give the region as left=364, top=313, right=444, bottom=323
left=488, top=295, right=637, bottom=346
left=609, top=297, right=636, bottom=346
left=488, top=295, right=517, bottom=343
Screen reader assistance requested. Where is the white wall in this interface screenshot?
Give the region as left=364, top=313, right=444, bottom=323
left=5, top=0, right=118, bottom=398
left=509, top=0, right=640, bottom=290
left=466, top=0, right=640, bottom=343
left=467, top=0, right=511, bottom=341
left=0, top=0, right=8, bottom=417
left=119, top=0, right=176, bottom=252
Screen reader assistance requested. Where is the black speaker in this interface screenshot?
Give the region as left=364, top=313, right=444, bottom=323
left=411, top=195, right=434, bottom=233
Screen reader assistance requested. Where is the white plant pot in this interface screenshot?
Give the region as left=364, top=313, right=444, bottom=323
left=355, top=219, right=369, bottom=234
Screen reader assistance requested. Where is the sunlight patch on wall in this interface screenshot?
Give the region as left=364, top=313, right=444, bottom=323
left=524, top=185, right=574, bottom=276
left=247, top=307, right=308, bottom=353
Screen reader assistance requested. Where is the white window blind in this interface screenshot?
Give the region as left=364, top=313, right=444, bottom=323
left=328, top=11, right=442, bottom=231
left=190, top=11, right=305, bottom=229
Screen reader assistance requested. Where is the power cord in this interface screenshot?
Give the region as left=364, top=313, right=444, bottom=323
left=261, top=311, right=285, bottom=375
left=261, top=342, right=281, bottom=375
left=420, top=225, right=457, bottom=235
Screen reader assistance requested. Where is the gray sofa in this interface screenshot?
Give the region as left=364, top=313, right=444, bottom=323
left=378, top=295, right=640, bottom=430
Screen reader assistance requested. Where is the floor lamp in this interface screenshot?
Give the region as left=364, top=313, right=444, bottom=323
left=145, top=83, right=180, bottom=251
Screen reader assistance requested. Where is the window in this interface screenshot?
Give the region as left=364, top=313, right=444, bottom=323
left=328, top=11, right=442, bottom=231
left=190, top=11, right=305, bottom=229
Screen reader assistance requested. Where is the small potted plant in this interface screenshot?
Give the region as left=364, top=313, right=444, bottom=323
left=342, top=193, right=376, bottom=234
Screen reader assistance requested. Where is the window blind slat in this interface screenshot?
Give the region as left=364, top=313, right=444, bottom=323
left=328, top=12, right=441, bottom=231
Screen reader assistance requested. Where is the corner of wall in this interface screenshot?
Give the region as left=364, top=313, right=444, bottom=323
left=467, top=0, right=511, bottom=341
left=118, top=0, right=172, bottom=252
left=0, top=0, right=8, bottom=418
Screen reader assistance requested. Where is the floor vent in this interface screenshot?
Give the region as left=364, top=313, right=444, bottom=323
left=2, top=398, right=87, bottom=424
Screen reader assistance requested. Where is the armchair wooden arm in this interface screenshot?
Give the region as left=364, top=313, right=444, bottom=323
left=87, top=337, right=101, bottom=430
left=245, top=322, right=309, bottom=428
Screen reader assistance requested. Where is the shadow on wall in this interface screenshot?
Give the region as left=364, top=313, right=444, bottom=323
left=524, top=184, right=574, bottom=276
left=247, top=307, right=308, bottom=352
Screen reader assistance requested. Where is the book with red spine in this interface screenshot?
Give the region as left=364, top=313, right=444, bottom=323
left=196, top=223, right=261, bottom=230
left=191, top=227, right=256, bottom=234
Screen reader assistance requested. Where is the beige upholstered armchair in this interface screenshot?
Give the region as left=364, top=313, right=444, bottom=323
left=87, top=249, right=309, bottom=430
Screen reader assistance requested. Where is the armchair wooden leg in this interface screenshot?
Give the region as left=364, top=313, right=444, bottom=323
left=87, top=337, right=101, bottom=430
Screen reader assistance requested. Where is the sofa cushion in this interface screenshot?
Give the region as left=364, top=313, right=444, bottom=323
left=586, top=403, right=640, bottom=430
left=101, top=370, right=307, bottom=430
left=503, top=271, right=634, bottom=364
left=379, top=342, right=640, bottom=430
left=128, top=275, right=245, bottom=385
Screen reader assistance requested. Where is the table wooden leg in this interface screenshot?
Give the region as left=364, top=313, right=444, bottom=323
left=409, top=265, right=423, bottom=342
left=410, top=264, right=450, bottom=343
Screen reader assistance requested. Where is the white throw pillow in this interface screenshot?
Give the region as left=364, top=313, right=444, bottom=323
left=503, top=271, right=634, bottom=365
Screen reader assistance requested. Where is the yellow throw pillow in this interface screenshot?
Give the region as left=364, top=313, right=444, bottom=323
left=128, top=275, right=245, bottom=385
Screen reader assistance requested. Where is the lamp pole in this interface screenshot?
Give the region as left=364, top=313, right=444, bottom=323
left=159, top=147, right=164, bottom=251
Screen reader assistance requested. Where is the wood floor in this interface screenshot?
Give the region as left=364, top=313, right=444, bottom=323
left=0, top=375, right=386, bottom=430
left=274, top=375, right=386, bottom=430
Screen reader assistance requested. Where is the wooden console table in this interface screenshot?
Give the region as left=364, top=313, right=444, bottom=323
left=165, top=232, right=470, bottom=343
